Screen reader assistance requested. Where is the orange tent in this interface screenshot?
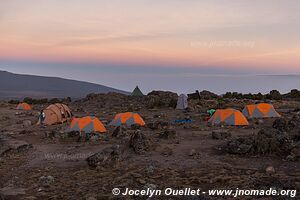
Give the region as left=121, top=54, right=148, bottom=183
left=208, top=108, right=249, bottom=126
left=70, top=116, right=106, bottom=133
left=242, top=103, right=281, bottom=119
left=16, top=103, right=32, bottom=110
left=109, top=112, right=145, bottom=127
left=38, top=103, right=72, bottom=125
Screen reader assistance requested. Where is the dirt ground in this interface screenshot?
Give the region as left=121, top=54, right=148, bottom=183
left=1, top=99, right=300, bottom=200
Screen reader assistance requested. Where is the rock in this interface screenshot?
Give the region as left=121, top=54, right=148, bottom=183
left=272, top=118, right=288, bottom=131
left=137, top=178, right=146, bottom=185
left=187, top=90, right=201, bottom=100
left=265, top=166, right=275, bottom=175
left=269, top=90, right=282, bottom=100
left=286, top=154, right=296, bottom=161
left=129, top=131, right=151, bottom=154
left=130, top=124, right=141, bottom=130
left=86, top=145, right=122, bottom=168
left=39, top=176, right=55, bottom=187
left=291, top=147, right=300, bottom=157
left=145, top=165, right=155, bottom=174
left=45, top=130, right=59, bottom=138
left=189, top=149, right=196, bottom=156
left=199, top=90, right=219, bottom=100
left=88, top=133, right=108, bottom=141
left=212, top=130, right=231, bottom=140
left=148, top=121, right=170, bottom=130
left=23, top=120, right=32, bottom=127
left=146, top=91, right=178, bottom=109
left=0, top=135, right=32, bottom=156
left=258, top=119, right=264, bottom=125
left=0, top=186, right=26, bottom=197
left=159, top=129, right=177, bottom=139
left=112, top=126, right=129, bottom=140
left=253, top=128, right=290, bottom=155
left=226, top=138, right=252, bottom=155
left=143, top=183, right=157, bottom=190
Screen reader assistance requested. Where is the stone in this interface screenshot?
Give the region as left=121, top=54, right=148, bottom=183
left=226, top=138, right=252, bottom=155
left=291, top=147, right=300, bottom=157
left=286, top=154, right=296, bottom=162
left=273, top=118, right=288, bottom=131
left=129, top=131, right=151, bottom=154
left=258, top=119, right=264, bottom=125
left=143, top=184, right=157, bottom=190
left=23, top=120, right=32, bottom=127
left=145, top=165, right=155, bottom=174
left=189, top=149, right=196, bottom=156
left=137, top=179, right=146, bottom=185
left=265, top=166, right=275, bottom=175
left=112, top=126, right=127, bottom=138
left=39, top=176, right=55, bottom=187
left=0, top=186, right=26, bottom=197
left=86, top=145, right=122, bottom=168
left=0, top=135, right=32, bottom=156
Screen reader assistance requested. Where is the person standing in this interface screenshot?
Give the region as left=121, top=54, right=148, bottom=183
left=39, top=110, right=46, bottom=127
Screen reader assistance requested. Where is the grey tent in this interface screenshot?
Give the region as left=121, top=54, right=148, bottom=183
left=131, top=86, right=144, bottom=96
left=176, top=94, right=188, bottom=110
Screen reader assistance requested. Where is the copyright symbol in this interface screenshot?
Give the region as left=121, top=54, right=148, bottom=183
left=112, top=188, right=121, bottom=196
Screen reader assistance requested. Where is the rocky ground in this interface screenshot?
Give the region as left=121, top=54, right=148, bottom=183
left=1, top=93, right=300, bottom=200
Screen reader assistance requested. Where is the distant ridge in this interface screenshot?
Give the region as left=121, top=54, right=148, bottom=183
left=0, top=70, right=129, bottom=99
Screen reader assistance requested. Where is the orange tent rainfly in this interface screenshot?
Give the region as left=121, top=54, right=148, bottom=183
left=109, top=112, right=145, bottom=127
left=38, top=103, right=72, bottom=125
left=242, top=103, right=281, bottom=119
left=16, top=102, right=32, bottom=110
left=208, top=108, right=249, bottom=126
left=70, top=116, right=107, bottom=133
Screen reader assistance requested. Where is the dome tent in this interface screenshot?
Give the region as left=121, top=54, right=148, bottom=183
left=109, top=112, right=145, bottom=127
left=16, top=102, right=32, bottom=110
left=208, top=108, right=249, bottom=126
left=37, top=103, right=72, bottom=125
left=70, top=116, right=106, bottom=133
left=242, top=103, right=281, bottom=119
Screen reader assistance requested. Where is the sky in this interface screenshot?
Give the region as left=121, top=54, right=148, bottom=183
left=0, top=0, right=300, bottom=93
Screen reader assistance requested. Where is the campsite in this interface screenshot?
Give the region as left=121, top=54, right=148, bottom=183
left=1, top=89, right=300, bottom=199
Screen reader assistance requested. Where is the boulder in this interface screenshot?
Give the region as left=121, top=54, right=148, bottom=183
left=252, top=128, right=290, bottom=155
left=112, top=126, right=128, bottom=138
left=86, top=145, right=122, bottom=168
left=199, top=90, right=219, bottom=100
left=39, top=176, right=55, bottom=187
left=146, top=91, right=178, bottom=109
left=272, top=118, right=288, bottom=132
left=129, top=131, right=151, bottom=154
left=23, top=120, right=32, bottom=127
left=0, top=135, right=32, bottom=156
left=226, top=138, right=252, bottom=155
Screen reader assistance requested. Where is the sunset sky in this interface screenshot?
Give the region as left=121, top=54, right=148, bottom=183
left=0, top=0, right=299, bottom=93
